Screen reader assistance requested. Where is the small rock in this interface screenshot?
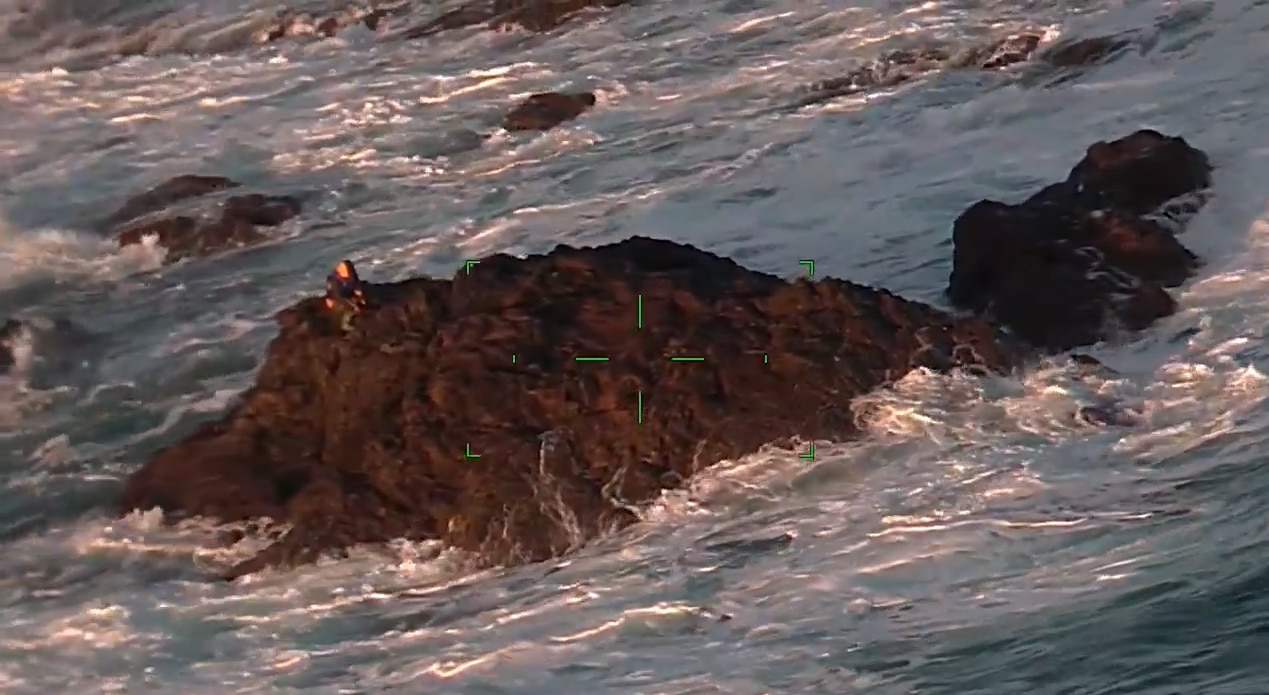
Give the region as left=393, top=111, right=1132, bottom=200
left=502, top=91, right=596, bottom=131
left=1077, top=403, right=1141, bottom=427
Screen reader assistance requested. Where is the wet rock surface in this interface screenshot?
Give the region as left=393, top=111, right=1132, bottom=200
left=105, top=177, right=302, bottom=263
left=502, top=91, right=596, bottom=131
left=119, top=236, right=1023, bottom=579
left=946, top=129, right=1212, bottom=351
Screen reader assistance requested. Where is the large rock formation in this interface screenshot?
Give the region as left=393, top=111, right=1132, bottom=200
left=102, top=176, right=302, bottom=263
left=120, top=237, right=1023, bottom=579
left=947, top=129, right=1212, bottom=351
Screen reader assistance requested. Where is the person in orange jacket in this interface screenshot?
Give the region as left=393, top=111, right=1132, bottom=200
left=324, top=259, right=368, bottom=332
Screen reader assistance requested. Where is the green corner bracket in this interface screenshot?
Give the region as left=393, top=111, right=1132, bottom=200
left=464, top=443, right=480, bottom=459
left=798, top=443, right=815, bottom=461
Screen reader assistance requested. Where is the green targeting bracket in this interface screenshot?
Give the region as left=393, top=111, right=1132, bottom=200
left=510, top=288, right=787, bottom=427
left=799, top=443, right=815, bottom=461
left=464, top=443, right=480, bottom=459
left=464, top=260, right=480, bottom=275
left=799, top=259, right=815, bottom=277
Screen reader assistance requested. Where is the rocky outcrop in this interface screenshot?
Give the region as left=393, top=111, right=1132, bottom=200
left=947, top=129, right=1211, bottom=351
left=103, top=176, right=302, bottom=263
left=399, top=0, right=630, bottom=39
left=503, top=91, right=596, bottom=131
left=802, top=32, right=1135, bottom=108
left=120, top=236, right=1023, bottom=579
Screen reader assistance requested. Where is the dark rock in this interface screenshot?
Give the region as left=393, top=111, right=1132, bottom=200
left=953, top=32, right=1134, bottom=71
left=1040, top=34, right=1134, bottom=68
left=117, top=214, right=266, bottom=263
left=258, top=6, right=398, bottom=43
left=119, top=237, right=1023, bottom=579
left=953, top=33, right=1042, bottom=70
left=223, top=194, right=303, bottom=227
left=1077, top=402, right=1141, bottom=427
left=1067, top=353, right=1119, bottom=378
left=109, top=178, right=302, bottom=263
left=101, top=175, right=239, bottom=229
left=399, top=5, right=492, bottom=39
left=800, top=32, right=1135, bottom=109
left=400, top=0, right=630, bottom=39
left=802, top=47, right=950, bottom=107
left=502, top=91, right=596, bottom=131
left=947, top=130, right=1211, bottom=351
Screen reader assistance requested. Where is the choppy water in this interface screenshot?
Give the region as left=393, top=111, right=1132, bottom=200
left=3, top=0, right=1269, bottom=692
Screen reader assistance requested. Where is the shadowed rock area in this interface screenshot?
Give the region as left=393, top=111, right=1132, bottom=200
left=103, top=176, right=303, bottom=263
left=503, top=91, right=596, bottom=131
left=120, top=237, right=1023, bottom=579
left=947, top=129, right=1212, bottom=351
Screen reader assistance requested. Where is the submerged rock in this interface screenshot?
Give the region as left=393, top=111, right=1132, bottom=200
left=502, top=91, right=596, bottom=131
left=400, top=0, right=630, bottom=39
left=1076, top=402, right=1142, bottom=428
left=100, top=174, right=239, bottom=229
left=801, top=46, right=950, bottom=107
left=106, top=176, right=302, bottom=263
left=256, top=5, right=397, bottom=44
left=119, top=237, right=1022, bottom=579
left=1038, top=34, right=1134, bottom=69
left=802, top=32, right=1133, bottom=108
left=947, top=129, right=1211, bottom=351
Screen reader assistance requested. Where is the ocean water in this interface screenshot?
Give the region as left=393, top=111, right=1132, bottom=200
left=2, top=0, right=1269, bottom=692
